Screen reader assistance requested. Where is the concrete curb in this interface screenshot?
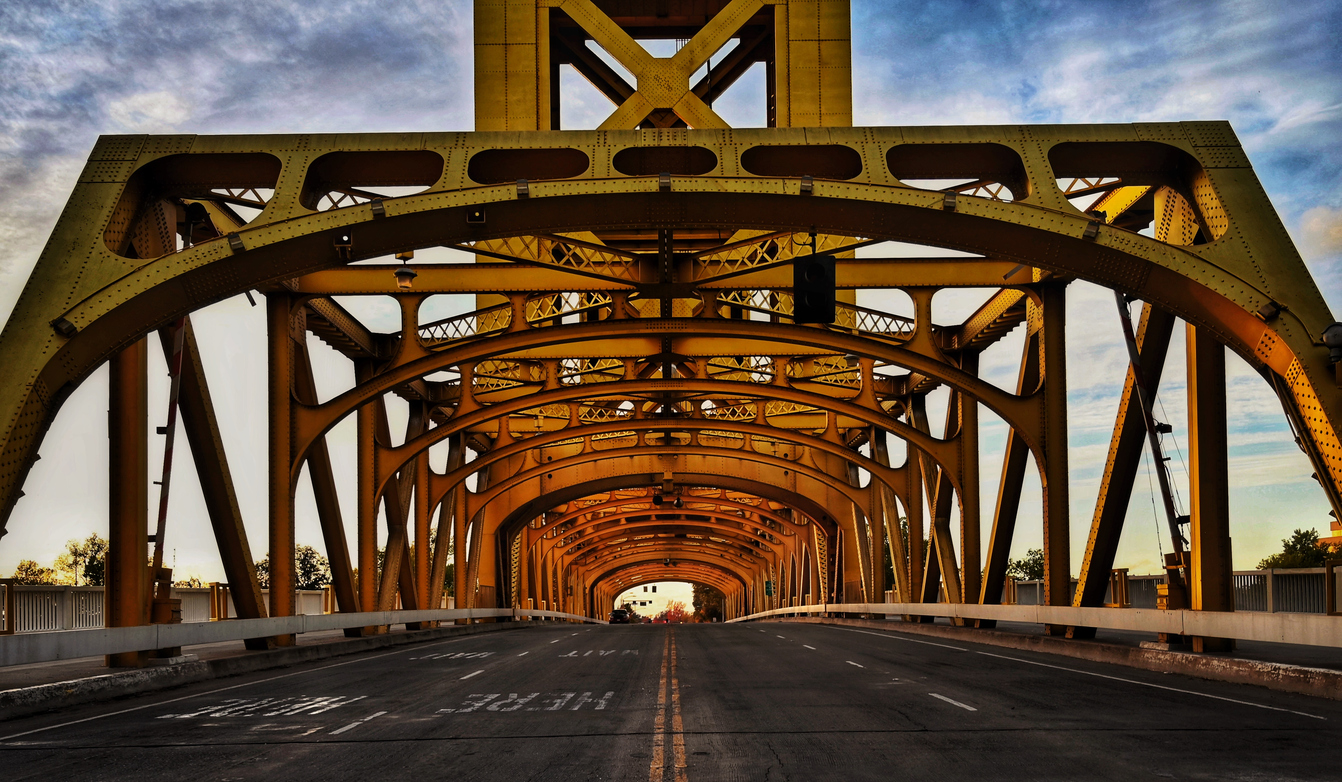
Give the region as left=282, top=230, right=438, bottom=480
left=770, top=616, right=1342, bottom=701
left=0, top=621, right=535, bottom=722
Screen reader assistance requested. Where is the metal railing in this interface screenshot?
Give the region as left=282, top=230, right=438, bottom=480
left=729, top=601, right=1342, bottom=649
left=1009, top=568, right=1341, bottom=614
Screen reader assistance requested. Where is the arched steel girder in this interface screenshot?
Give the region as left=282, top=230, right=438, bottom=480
left=529, top=493, right=807, bottom=545
left=530, top=505, right=799, bottom=552
left=486, top=473, right=845, bottom=551
left=467, top=445, right=878, bottom=533
left=595, top=565, right=745, bottom=609
left=299, top=316, right=1035, bottom=482
left=549, top=519, right=790, bottom=561
left=432, top=418, right=915, bottom=522
left=568, top=536, right=769, bottom=573
left=8, top=174, right=1340, bottom=528
left=599, top=568, right=742, bottom=608
left=602, top=567, right=741, bottom=601
left=389, top=379, right=962, bottom=523
left=576, top=546, right=761, bottom=590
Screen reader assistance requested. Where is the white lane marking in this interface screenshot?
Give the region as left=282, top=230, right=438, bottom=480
left=846, top=661, right=865, bottom=668
left=550, top=639, right=561, bottom=644
left=826, top=625, right=969, bottom=652
left=459, top=670, right=484, bottom=680
left=0, top=634, right=486, bottom=743
left=976, top=651, right=1327, bottom=721
left=803, top=645, right=816, bottom=650
left=929, top=693, right=977, bottom=712
left=159, top=695, right=365, bottom=719
left=518, top=651, right=530, bottom=657
left=776, top=635, right=786, bottom=639
left=330, top=710, right=387, bottom=735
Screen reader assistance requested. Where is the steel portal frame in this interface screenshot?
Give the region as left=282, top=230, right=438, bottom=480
left=0, top=0, right=1338, bottom=654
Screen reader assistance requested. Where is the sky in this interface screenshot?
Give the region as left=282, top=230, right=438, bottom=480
left=1, top=0, right=1341, bottom=589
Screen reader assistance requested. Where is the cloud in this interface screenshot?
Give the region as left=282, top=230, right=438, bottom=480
left=1298, top=205, right=1342, bottom=256
left=107, top=91, right=192, bottom=133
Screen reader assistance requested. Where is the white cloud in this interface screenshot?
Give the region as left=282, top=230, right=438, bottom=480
left=107, top=91, right=192, bottom=133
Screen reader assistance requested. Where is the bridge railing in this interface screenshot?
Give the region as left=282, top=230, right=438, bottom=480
left=0, top=606, right=601, bottom=667
left=1007, top=568, right=1338, bottom=613
left=729, top=601, right=1342, bottom=648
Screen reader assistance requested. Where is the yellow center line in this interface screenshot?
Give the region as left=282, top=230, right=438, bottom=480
left=670, top=630, right=688, bottom=781
left=650, top=632, right=670, bottom=782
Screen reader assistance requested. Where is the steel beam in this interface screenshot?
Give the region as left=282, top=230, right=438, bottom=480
left=1187, top=324, right=1235, bottom=653
left=1072, top=304, right=1176, bottom=619
left=1040, top=283, right=1072, bottom=630
left=162, top=320, right=268, bottom=631
left=266, top=295, right=297, bottom=644
left=106, top=339, right=149, bottom=667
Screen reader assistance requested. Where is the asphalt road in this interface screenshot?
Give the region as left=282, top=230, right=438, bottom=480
left=1, top=621, right=1338, bottom=781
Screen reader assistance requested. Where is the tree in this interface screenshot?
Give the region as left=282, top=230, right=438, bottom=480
left=254, top=554, right=270, bottom=589
left=173, top=576, right=204, bottom=588
left=255, top=545, right=334, bottom=590
left=657, top=599, right=690, bottom=623
left=11, top=559, right=56, bottom=585
left=1006, top=548, right=1045, bottom=581
left=296, top=545, right=331, bottom=590
left=54, top=533, right=107, bottom=586
left=1258, top=528, right=1338, bottom=569
left=692, top=584, right=724, bottom=622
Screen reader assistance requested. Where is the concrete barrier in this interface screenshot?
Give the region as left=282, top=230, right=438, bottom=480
left=0, top=607, right=599, bottom=667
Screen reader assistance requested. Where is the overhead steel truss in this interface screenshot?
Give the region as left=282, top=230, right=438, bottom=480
left=0, top=0, right=1338, bottom=657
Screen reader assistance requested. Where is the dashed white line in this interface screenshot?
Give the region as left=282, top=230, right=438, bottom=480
left=550, top=639, right=561, bottom=644
left=330, top=710, right=388, bottom=735
left=459, top=670, right=484, bottom=680
left=803, top=645, right=816, bottom=650
left=846, top=661, right=865, bottom=668
left=776, top=635, right=786, bottom=639
left=976, top=651, right=1326, bottom=720
left=929, top=693, right=976, bottom=712
left=517, top=651, right=530, bottom=657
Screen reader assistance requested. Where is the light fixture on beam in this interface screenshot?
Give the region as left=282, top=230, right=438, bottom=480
left=393, top=251, right=417, bottom=290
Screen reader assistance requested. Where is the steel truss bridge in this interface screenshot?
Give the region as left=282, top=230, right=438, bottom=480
left=1, top=0, right=1340, bottom=663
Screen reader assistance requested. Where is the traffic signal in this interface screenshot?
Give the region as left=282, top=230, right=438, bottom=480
left=793, top=252, right=836, bottom=323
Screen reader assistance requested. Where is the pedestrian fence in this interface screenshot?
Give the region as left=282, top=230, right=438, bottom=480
left=1010, top=566, right=1342, bottom=614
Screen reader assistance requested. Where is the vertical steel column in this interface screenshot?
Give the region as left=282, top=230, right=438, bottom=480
left=266, top=295, right=296, bottom=643
left=1040, top=283, right=1071, bottom=629
left=904, top=429, right=924, bottom=605
left=107, top=339, right=149, bottom=667
left=356, top=389, right=378, bottom=615
left=416, top=417, right=431, bottom=610
left=454, top=475, right=469, bottom=621
left=1186, top=324, right=1235, bottom=652
left=959, top=352, right=981, bottom=603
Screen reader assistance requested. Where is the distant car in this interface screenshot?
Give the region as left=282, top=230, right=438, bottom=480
left=609, top=609, right=630, bottom=624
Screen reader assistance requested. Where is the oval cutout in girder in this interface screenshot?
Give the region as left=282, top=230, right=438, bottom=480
left=468, top=148, right=590, bottom=184
left=613, top=146, right=718, bottom=176
left=886, top=143, right=1029, bottom=200
left=740, top=144, right=863, bottom=180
